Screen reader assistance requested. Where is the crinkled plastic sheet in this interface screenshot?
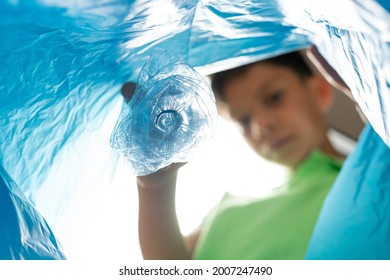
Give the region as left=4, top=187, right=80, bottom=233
left=305, top=123, right=390, bottom=259
left=0, top=166, right=65, bottom=260
left=0, top=0, right=389, bottom=259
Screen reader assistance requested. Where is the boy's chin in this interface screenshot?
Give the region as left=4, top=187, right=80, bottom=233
left=263, top=151, right=302, bottom=169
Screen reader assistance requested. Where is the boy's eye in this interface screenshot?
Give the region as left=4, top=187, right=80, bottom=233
left=265, top=91, right=284, bottom=105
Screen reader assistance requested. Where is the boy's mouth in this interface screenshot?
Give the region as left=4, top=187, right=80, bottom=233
left=269, top=135, right=294, bottom=151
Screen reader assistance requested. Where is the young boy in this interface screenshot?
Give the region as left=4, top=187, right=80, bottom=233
left=136, top=50, right=344, bottom=259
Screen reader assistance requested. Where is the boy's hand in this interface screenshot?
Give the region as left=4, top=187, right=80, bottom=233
left=137, top=163, right=186, bottom=190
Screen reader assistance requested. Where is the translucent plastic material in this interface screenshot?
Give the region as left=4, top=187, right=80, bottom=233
left=1, top=0, right=390, bottom=259
left=110, top=50, right=217, bottom=176
left=306, top=124, right=390, bottom=259
left=0, top=166, right=65, bottom=260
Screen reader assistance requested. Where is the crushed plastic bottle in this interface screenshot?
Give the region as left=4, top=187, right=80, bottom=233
left=110, top=49, right=218, bottom=176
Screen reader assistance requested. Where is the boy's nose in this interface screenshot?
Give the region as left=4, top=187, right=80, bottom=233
left=250, top=110, right=276, bottom=140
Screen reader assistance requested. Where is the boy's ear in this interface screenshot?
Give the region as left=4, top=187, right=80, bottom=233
left=310, top=75, right=333, bottom=113
left=305, top=46, right=352, bottom=100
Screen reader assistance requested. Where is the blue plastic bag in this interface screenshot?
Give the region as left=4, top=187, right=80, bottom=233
left=0, top=166, right=65, bottom=260
left=306, top=124, right=390, bottom=259
left=0, top=0, right=389, bottom=259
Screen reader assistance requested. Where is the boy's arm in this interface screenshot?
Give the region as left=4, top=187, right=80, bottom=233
left=137, top=163, right=196, bottom=259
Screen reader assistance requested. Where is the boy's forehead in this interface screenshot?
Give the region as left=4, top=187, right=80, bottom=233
left=225, top=65, right=296, bottom=96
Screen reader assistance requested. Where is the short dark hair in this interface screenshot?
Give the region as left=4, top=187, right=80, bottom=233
left=210, top=51, right=313, bottom=101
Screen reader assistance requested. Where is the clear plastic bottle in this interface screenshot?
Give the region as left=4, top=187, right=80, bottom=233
left=110, top=49, right=217, bottom=176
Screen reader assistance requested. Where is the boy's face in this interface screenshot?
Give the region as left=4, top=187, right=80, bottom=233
left=223, top=63, right=329, bottom=168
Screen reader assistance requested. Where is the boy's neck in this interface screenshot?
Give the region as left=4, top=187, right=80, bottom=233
left=319, top=136, right=344, bottom=160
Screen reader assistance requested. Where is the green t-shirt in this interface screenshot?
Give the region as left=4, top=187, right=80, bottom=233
left=193, top=151, right=343, bottom=260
